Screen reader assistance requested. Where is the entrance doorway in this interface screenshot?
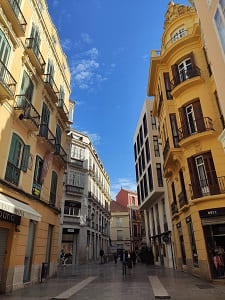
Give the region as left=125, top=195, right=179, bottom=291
left=0, top=228, right=9, bottom=293
left=23, top=221, right=35, bottom=283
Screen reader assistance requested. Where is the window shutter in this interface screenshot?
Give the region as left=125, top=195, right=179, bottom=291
left=8, top=134, right=18, bottom=164
left=50, top=171, right=58, bottom=205
left=178, top=106, right=188, bottom=139
left=21, top=145, right=30, bottom=172
left=202, top=152, right=220, bottom=195
left=192, top=100, right=205, bottom=133
left=187, top=156, right=202, bottom=198
left=163, top=72, right=172, bottom=99
left=171, top=64, right=179, bottom=86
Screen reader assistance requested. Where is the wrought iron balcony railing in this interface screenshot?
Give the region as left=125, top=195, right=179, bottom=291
left=8, top=0, right=27, bottom=32
left=25, top=38, right=45, bottom=69
left=58, top=99, right=69, bottom=117
left=0, top=60, right=16, bottom=97
left=14, top=95, right=40, bottom=129
left=54, top=143, right=67, bottom=162
left=170, top=65, right=201, bottom=90
left=65, top=184, right=84, bottom=195
left=44, top=73, right=59, bottom=96
left=5, top=162, right=20, bottom=186
left=178, top=117, right=214, bottom=141
left=38, top=124, right=56, bottom=148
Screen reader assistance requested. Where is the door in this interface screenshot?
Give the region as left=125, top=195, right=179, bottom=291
left=195, top=156, right=210, bottom=196
left=0, top=228, right=9, bottom=293
left=45, top=225, right=53, bottom=275
left=40, top=103, right=50, bottom=138
left=18, top=71, right=34, bottom=114
left=0, top=30, right=11, bottom=82
left=23, top=221, right=35, bottom=283
left=186, top=104, right=197, bottom=134
left=178, top=58, right=192, bottom=82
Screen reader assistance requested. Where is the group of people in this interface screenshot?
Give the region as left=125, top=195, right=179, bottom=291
left=113, top=250, right=137, bottom=276
left=213, top=247, right=225, bottom=279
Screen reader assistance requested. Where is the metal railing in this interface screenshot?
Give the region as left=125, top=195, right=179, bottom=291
left=58, top=99, right=69, bottom=117
left=25, top=38, right=46, bottom=69
left=163, top=30, right=188, bottom=52
left=163, top=138, right=170, bottom=160
left=171, top=202, right=178, bottom=215
left=54, top=143, right=67, bottom=162
left=14, top=95, right=40, bottom=129
left=65, top=184, right=84, bottom=194
left=0, top=60, right=16, bottom=96
left=170, top=65, right=201, bottom=90
left=44, top=73, right=59, bottom=96
left=178, top=117, right=214, bottom=141
left=8, top=0, right=27, bottom=32
left=38, top=124, right=56, bottom=148
left=64, top=206, right=80, bottom=216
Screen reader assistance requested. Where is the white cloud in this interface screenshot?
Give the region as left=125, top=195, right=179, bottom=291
left=83, top=131, right=101, bottom=145
left=110, top=177, right=137, bottom=199
left=61, top=38, right=72, bottom=51
left=85, top=48, right=98, bottom=59
left=81, top=33, right=92, bottom=44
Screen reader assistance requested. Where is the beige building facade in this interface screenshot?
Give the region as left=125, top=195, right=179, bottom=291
left=0, top=0, right=73, bottom=293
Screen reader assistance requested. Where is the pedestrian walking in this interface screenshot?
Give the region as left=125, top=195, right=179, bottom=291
left=100, top=249, right=104, bottom=264
left=113, top=252, right=118, bottom=264
left=131, top=251, right=137, bottom=266
left=127, top=252, right=132, bottom=275
left=121, top=251, right=127, bottom=276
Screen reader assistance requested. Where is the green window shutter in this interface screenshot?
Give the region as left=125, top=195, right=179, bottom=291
left=0, top=29, right=11, bottom=65
left=8, top=133, right=22, bottom=167
left=20, top=145, right=30, bottom=172
left=50, top=171, right=58, bottom=205
left=8, top=134, right=18, bottom=163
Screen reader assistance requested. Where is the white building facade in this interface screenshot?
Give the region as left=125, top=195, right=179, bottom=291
left=60, top=130, right=111, bottom=264
left=134, top=99, right=175, bottom=268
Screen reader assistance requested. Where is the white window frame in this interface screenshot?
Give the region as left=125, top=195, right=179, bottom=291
left=178, top=58, right=192, bottom=82
left=67, top=170, right=84, bottom=188
left=186, top=104, right=197, bottom=134
left=171, top=27, right=186, bottom=43
left=195, top=156, right=210, bottom=195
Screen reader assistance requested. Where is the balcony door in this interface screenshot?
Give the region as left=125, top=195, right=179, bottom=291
left=11, top=0, right=22, bottom=17
left=0, top=30, right=10, bottom=66
left=40, top=103, right=50, bottom=138
left=186, top=104, right=197, bottom=135
left=178, top=58, right=192, bottom=82
left=195, top=156, right=210, bottom=196
left=30, top=24, right=41, bottom=58
left=46, top=60, right=54, bottom=87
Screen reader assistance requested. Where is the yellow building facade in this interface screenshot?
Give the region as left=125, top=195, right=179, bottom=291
left=148, top=2, right=225, bottom=281
left=0, top=0, right=73, bottom=292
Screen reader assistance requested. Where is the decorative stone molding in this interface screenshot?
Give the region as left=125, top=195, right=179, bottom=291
left=164, top=1, right=195, bottom=30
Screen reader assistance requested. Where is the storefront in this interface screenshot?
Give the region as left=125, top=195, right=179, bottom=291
left=61, top=228, right=79, bottom=264
left=200, top=207, right=225, bottom=280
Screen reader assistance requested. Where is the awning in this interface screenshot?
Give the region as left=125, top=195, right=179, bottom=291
left=0, top=193, right=41, bottom=222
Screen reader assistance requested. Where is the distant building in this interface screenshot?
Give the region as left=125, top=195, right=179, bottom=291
left=134, top=99, right=174, bottom=268
left=110, top=200, right=130, bottom=252
left=60, top=130, right=111, bottom=264
left=0, top=0, right=73, bottom=292
left=116, top=188, right=142, bottom=250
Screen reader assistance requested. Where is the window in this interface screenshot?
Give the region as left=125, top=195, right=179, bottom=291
left=153, top=136, right=160, bottom=157
left=138, top=156, right=142, bottom=176
left=131, top=196, right=135, bottom=205
left=145, top=138, right=150, bottom=162
left=19, top=71, right=34, bottom=102
left=141, top=149, right=145, bottom=170
left=46, top=59, right=55, bottom=87
left=195, top=156, right=209, bottom=195
left=135, top=164, right=139, bottom=181
left=137, top=185, right=141, bottom=205
left=170, top=114, right=179, bottom=147
left=186, top=216, right=199, bottom=267
left=151, top=207, right=156, bottom=236
left=155, top=204, right=161, bottom=235
left=0, top=29, right=11, bottom=65
left=117, top=230, right=123, bottom=240
left=143, top=113, right=148, bottom=136
left=67, top=170, right=84, bottom=188
left=171, top=27, right=186, bottom=42
left=71, top=145, right=84, bottom=160
left=186, top=104, right=197, bottom=134
left=134, top=143, right=137, bottom=161
left=137, top=134, right=140, bottom=153
left=178, top=58, right=193, bottom=82
left=171, top=182, right=177, bottom=204
left=55, top=124, right=62, bottom=154
left=32, top=155, right=43, bottom=197
left=163, top=73, right=172, bottom=100
left=30, top=23, right=41, bottom=58
left=139, top=126, right=143, bottom=147
left=143, top=173, right=148, bottom=197
left=117, top=217, right=122, bottom=227
left=5, top=133, right=30, bottom=185
left=148, top=165, right=154, bottom=192
left=40, top=103, right=50, bottom=138
left=162, top=199, right=168, bottom=229
left=59, top=86, right=65, bottom=107
left=64, top=201, right=81, bottom=216
left=214, top=1, right=225, bottom=53
left=140, top=179, right=144, bottom=202
left=151, top=111, right=157, bottom=130
left=49, top=171, right=58, bottom=206
left=156, top=163, right=163, bottom=187
left=133, top=225, right=137, bottom=237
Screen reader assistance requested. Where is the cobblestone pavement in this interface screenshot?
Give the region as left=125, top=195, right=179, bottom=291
left=1, top=262, right=225, bottom=299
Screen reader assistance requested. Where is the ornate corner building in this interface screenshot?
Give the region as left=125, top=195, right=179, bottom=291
left=148, top=1, right=225, bottom=280
left=0, top=0, right=74, bottom=292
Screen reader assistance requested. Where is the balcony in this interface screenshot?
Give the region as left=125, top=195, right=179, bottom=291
left=54, top=143, right=67, bottom=163
left=0, top=60, right=16, bottom=99
left=171, top=202, right=178, bottom=216
left=65, top=184, right=84, bottom=195
left=14, top=95, right=40, bottom=130
left=70, top=158, right=83, bottom=168
left=178, top=117, right=214, bottom=143
left=170, top=66, right=202, bottom=97
left=1, top=0, right=27, bottom=36
left=163, top=30, right=188, bottom=52
left=43, top=74, right=59, bottom=103
left=25, top=38, right=45, bottom=74
left=190, top=173, right=225, bottom=200
left=38, top=124, right=55, bottom=150
left=57, top=99, right=69, bottom=122
left=178, top=191, right=188, bottom=209
left=163, top=138, right=170, bottom=161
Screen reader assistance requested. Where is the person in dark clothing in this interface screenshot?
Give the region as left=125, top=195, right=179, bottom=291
left=121, top=251, right=127, bottom=276
left=127, top=252, right=133, bottom=274
left=100, top=249, right=104, bottom=264
left=113, top=253, right=118, bottom=264
left=131, top=251, right=137, bottom=266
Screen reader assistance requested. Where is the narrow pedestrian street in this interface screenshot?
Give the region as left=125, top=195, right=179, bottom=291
left=1, top=262, right=225, bottom=300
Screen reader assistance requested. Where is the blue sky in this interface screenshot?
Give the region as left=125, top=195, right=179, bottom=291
left=47, top=0, right=190, bottom=199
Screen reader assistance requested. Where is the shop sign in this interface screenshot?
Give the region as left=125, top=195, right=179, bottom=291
left=32, top=183, right=41, bottom=197
left=199, top=207, right=225, bottom=218
left=63, top=228, right=79, bottom=234
left=0, top=209, right=21, bottom=225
